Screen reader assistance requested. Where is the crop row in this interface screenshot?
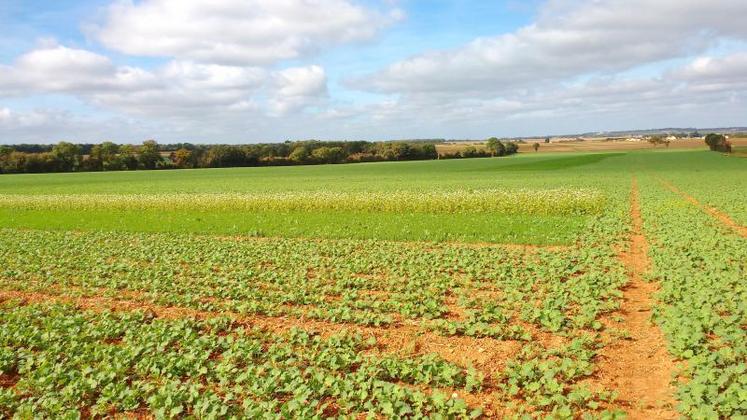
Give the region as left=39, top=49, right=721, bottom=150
left=639, top=175, right=747, bottom=418
left=0, top=301, right=483, bottom=418
left=0, top=221, right=625, bottom=336
left=0, top=188, right=606, bottom=215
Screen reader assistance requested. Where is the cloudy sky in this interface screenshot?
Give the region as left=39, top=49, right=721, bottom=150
left=1, top=0, right=746, bottom=143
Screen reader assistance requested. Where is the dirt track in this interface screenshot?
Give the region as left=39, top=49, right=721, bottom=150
left=595, top=177, right=678, bottom=419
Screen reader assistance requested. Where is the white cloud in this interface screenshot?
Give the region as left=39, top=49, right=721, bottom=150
left=0, top=107, right=62, bottom=129
left=269, top=65, right=327, bottom=115
left=0, top=44, right=328, bottom=118
left=357, top=0, right=747, bottom=95
left=92, top=0, right=399, bottom=65
left=0, top=44, right=156, bottom=95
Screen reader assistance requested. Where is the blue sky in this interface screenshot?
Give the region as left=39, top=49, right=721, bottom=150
left=1, top=0, right=746, bottom=143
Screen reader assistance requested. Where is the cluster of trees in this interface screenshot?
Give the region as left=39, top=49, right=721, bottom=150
left=0, top=141, right=161, bottom=173
left=704, top=133, right=732, bottom=153
left=170, top=141, right=440, bottom=169
left=647, top=136, right=671, bottom=148
left=440, top=138, right=519, bottom=159
left=1, top=138, right=510, bottom=174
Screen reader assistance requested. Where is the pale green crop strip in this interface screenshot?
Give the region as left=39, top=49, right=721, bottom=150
left=639, top=174, right=747, bottom=418
left=0, top=188, right=606, bottom=215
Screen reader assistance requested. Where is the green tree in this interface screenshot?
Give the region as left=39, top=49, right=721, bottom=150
left=704, top=133, right=727, bottom=151
left=533, top=142, right=540, bottom=152
left=289, top=145, right=311, bottom=163
left=485, top=137, right=506, bottom=156
left=461, top=146, right=479, bottom=158
left=311, top=146, right=345, bottom=164
left=138, top=140, right=163, bottom=169
left=99, top=141, right=120, bottom=170
left=0, top=150, right=26, bottom=173
left=648, top=136, right=665, bottom=147
left=50, top=141, right=81, bottom=171
left=118, top=145, right=140, bottom=170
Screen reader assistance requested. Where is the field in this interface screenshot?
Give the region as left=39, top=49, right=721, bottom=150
left=0, top=149, right=745, bottom=418
left=436, top=137, right=747, bottom=155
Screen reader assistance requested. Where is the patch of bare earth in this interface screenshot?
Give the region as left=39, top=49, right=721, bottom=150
left=0, top=289, right=520, bottom=387
left=660, top=179, right=747, bottom=238
left=0, top=373, right=19, bottom=389
left=595, top=176, right=678, bottom=419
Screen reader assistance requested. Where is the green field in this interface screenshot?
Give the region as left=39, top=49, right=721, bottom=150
left=1, top=150, right=745, bottom=418
left=0, top=152, right=618, bottom=244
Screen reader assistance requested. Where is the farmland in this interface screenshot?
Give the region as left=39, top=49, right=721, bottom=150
left=0, top=149, right=745, bottom=418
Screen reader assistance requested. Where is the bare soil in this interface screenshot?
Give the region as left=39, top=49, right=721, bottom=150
left=594, top=177, right=678, bottom=419
left=0, top=373, right=19, bottom=389
left=0, top=289, right=521, bottom=384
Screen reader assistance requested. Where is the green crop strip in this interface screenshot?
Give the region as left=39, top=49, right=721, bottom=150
left=0, top=302, right=482, bottom=418
left=0, top=189, right=605, bottom=215
left=638, top=175, right=747, bottom=418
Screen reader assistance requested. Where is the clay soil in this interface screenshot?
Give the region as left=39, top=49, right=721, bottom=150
left=594, top=177, right=678, bottom=419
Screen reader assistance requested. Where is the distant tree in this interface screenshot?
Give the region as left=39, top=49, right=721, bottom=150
left=415, top=143, right=438, bottom=160
left=24, top=153, right=55, bottom=173
left=138, top=140, right=163, bottom=169
left=99, top=141, right=120, bottom=170
left=311, top=146, right=345, bottom=164
left=201, top=145, right=246, bottom=167
left=0, top=146, right=12, bottom=174
left=533, top=142, right=540, bottom=152
left=118, top=145, right=140, bottom=170
left=85, top=141, right=120, bottom=171
left=50, top=141, right=81, bottom=171
left=665, top=140, right=671, bottom=148
left=172, top=148, right=195, bottom=168
left=461, top=146, right=479, bottom=158
left=486, top=137, right=506, bottom=156
left=1, top=151, right=28, bottom=173
left=704, top=133, right=727, bottom=151
left=648, top=136, right=665, bottom=147
left=376, top=143, right=405, bottom=161
left=289, top=145, right=311, bottom=163
left=544, top=137, right=551, bottom=144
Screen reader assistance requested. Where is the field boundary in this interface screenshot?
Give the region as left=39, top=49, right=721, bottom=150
left=595, top=176, right=677, bottom=419
left=659, top=179, right=747, bottom=237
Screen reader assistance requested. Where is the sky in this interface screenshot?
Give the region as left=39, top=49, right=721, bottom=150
left=0, top=0, right=746, bottom=144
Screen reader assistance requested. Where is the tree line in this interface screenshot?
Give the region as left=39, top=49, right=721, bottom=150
left=0, top=138, right=519, bottom=174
